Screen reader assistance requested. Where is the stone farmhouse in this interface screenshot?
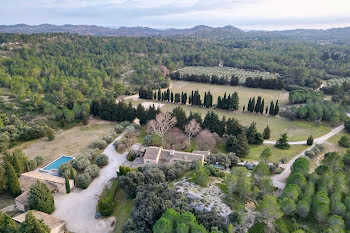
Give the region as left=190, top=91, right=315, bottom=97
left=132, top=146, right=209, bottom=167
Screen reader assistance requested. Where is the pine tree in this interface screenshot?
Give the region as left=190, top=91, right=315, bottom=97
left=307, top=135, right=314, bottom=145
left=263, top=125, right=271, bottom=139
left=275, top=133, right=290, bottom=150
left=236, top=133, right=249, bottom=157
left=65, top=175, right=71, bottom=193
left=28, top=181, right=55, bottom=214
left=18, top=211, right=50, bottom=233
left=5, top=162, right=21, bottom=197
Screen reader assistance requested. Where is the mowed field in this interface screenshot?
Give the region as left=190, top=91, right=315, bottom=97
left=170, top=80, right=289, bottom=107
left=131, top=81, right=331, bottom=141
left=12, top=119, right=115, bottom=166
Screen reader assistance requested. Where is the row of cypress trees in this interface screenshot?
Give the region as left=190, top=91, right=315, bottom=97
left=245, top=96, right=279, bottom=116
left=148, top=88, right=239, bottom=111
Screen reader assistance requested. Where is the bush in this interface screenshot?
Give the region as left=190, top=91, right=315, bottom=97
left=248, top=222, right=266, bottom=233
left=98, top=197, right=114, bottom=216
left=120, top=121, right=131, bottom=127
left=102, top=135, right=113, bottom=144
left=315, top=143, right=325, bottom=151
left=76, top=173, right=92, bottom=189
left=305, top=150, right=315, bottom=159
left=127, top=150, right=137, bottom=161
left=89, top=139, right=108, bottom=150
left=58, top=162, right=74, bottom=177
left=84, top=164, right=100, bottom=178
left=307, top=136, right=313, bottom=145
left=125, top=125, right=136, bottom=132
left=96, top=154, right=109, bottom=167
left=34, top=156, right=44, bottom=165
left=71, top=156, right=91, bottom=171
left=28, top=160, right=38, bottom=171
left=115, top=124, right=124, bottom=133
left=144, top=135, right=153, bottom=146
left=338, top=135, right=350, bottom=148
left=131, top=123, right=141, bottom=130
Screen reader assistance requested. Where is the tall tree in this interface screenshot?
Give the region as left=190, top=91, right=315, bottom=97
left=256, top=195, right=283, bottom=231
left=147, top=113, right=177, bottom=146
left=28, top=181, right=55, bottom=214
left=18, top=211, right=50, bottom=233
left=184, top=119, right=201, bottom=147
left=5, top=162, right=21, bottom=197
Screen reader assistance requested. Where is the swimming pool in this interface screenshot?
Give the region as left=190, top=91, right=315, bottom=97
left=42, top=155, right=74, bottom=171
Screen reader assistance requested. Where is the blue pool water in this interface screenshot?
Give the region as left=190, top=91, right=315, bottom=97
left=43, top=156, right=74, bottom=171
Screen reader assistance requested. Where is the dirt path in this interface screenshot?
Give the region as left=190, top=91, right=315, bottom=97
left=53, top=132, right=127, bottom=233
left=119, top=82, right=173, bottom=102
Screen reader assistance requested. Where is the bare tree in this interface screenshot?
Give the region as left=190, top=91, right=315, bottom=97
left=195, top=130, right=216, bottom=151
left=147, top=112, right=177, bottom=146
left=185, top=119, right=201, bottom=147
left=165, top=128, right=187, bottom=150
left=121, top=128, right=139, bottom=152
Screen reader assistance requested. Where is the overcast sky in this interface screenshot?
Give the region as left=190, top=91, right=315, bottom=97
left=1, top=0, right=350, bottom=30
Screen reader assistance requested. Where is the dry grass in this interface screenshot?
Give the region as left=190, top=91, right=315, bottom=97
left=324, top=130, right=350, bottom=154
left=12, top=120, right=115, bottom=166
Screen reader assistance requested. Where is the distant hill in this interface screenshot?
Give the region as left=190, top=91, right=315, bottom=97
left=0, top=24, right=243, bottom=37
left=1, top=24, right=350, bottom=40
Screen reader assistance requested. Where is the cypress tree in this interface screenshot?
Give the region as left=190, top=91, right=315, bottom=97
left=19, top=211, right=50, bottom=233
left=269, top=101, right=274, bottom=115
left=158, top=89, right=161, bottom=100
left=204, top=92, right=207, bottom=107
left=260, top=99, right=265, bottom=114
left=65, top=175, right=71, bottom=193
left=232, top=92, right=239, bottom=110
left=28, top=181, right=55, bottom=214
left=153, top=92, right=156, bottom=100
left=248, top=98, right=252, bottom=112
left=26, top=161, right=30, bottom=172
left=274, top=100, right=279, bottom=116
left=265, top=106, right=268, bottom=115
left=251, top=97, right=256, bottom=113
left=13, top=154, right=23, bottom=174
left=5, top=162, right=21, bottom=197
left=171, top=92, right=174, bottom=102
left=255, top=96, right=261, bottom=113
left=243, top=106, right=246, bottom=112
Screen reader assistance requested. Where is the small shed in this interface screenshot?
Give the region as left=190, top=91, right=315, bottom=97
left=13, top=210, right=66, bottom=233
left=15, top=191, right=29, bottom=212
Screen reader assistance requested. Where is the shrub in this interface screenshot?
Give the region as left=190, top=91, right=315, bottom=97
left=98, top=197, right=114, bottom=216
left=338, top=135, right=350, bottom=148
left=305, top=150, right=315, bottom=159
left=315, top=143, right=325, bottom=151
left=76, top=173, right=92, bottom=189
left=307, top=136, right=313, bottom=145
left=125, top=125, right=136, bottom=132
left=84, top=164, right=100, bottom=178
left=58, top=162, right=74, bottom=177
left=28, top=160, right=38, bottom=171
left=144, top=135, right=153, bottom=146
left=127, top=150, right=137, bottom=161
left=248, top=222, right=266, bottom=233
left=115, top=124, right=124, bottom=133
left=109, top=131, right=117, bottom=138
left=312, top=146, right=320, bottom=155
left=89, top=139, right=108, bottom=150
left=102, top=135, right=113, bottom=144
left=120, top=121, right=131, bottom=127
left=131, top=123, right=141, bottom=130
left=71, top=156, right=91, bottom=171
left=34, top=156, right=44, bottom=166
left=96, top=154, right=109, bottom=167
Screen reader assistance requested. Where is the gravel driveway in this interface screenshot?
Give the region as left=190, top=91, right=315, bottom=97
left=53, top=132, right=127, bottom=233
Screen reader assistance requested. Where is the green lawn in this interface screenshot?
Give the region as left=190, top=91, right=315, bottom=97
left=131, top=98, right=331, bottom=141
left=113, top=188, right=133, bottom=233
left=246, top=144, right=310, bottom=163
left=325, top=130, right=350, bottom=154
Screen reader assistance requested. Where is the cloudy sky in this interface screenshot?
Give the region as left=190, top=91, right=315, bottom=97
left=1, top=0, right=350, bottom=30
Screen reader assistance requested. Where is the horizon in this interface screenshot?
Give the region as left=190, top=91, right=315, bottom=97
left=2, top=0, right=350, bottom=31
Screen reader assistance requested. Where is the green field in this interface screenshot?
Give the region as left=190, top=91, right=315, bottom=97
left=325, top=130, right=350, bottom=154
left=247, top=144, right=310, bottom=163
left=113, top=188, right=133, bottom=233
left=132, top=98, right=331, bottom=141
left=177, top=66, right=279, bottom=83
left=169, top=80, right=289, bottom=107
